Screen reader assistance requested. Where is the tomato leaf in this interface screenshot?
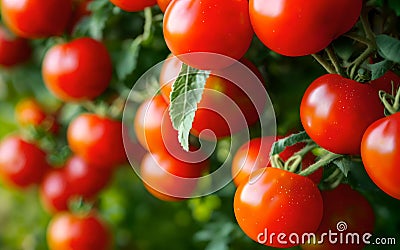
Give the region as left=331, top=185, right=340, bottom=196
left=376, top=35, right=400, bottom=64
left=332, top=157, right=352, bottom=177
left=346, top=160, right=381, bottom=192
left=116, top=38, right=141, bottom=81
left=169, top=64, right=210, bottom=151
left=270, top=131, right=311, bottom=156
left=367, top=60, right=393, bottom=80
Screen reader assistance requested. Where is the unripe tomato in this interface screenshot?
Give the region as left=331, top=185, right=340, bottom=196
left=42, top=37, right=112, bottom=102
left=0, top=25, right=31, bottom=67
left=47, top=212, right=111, bottom=250
left=1, top=0, right=73, bottom=38
left=249, top=0, right=362, bottom=56
left=109, top=0, right=156, bottom=12
left=0, top=136, right=49, bottom=188
left=163, top=0, right=253, bottom=69
left=67, top=114, right=126, bottom=167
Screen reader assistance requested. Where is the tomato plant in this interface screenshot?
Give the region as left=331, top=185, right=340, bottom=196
left=234, top=167, right=323, bottom=248
left=300, top=74, right=384, bottom=155
left=0, top=25, right=31, bottom=67
left=67, top=113, right=126, bottom=167
left=42, top=37, right=112, bottom=102
left=361, top=112, right=400, bottom=200
left=163, top=0, right=253, bottom=69
left=47, top=212, right=111, bottom=250
left=0, top=0, right=73, bottom=38
left=109, top=0, right=156, bottom=12
left=0, top=136, right=49, bottom=188
left=249, top=0, right=362, bottom=56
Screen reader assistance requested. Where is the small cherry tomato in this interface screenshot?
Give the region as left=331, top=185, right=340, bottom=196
left=68, top=113, right=126, bottom=167
left=234, top=167, right=323, bottom=248
left=42, top=37, right=112, bottom=102
left=109, top=0, right=156, bottom=12
left=300, top=74, right=384, bottom=155
left=0, top=25, right=31, bottom=67
left=0, top=136, right=49, bottom=188
left=47, top=212, right=111, bottom=250
left=361, top=112, right=400, bottom=200
left=1, top=0, right=73, bottom=38
left=40, top=169, right=71, bottom=213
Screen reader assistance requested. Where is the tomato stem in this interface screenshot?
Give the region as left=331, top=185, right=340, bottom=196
left=325, top=46, right=346, bottom=77
left=270, top=154, right=284, bottom=169
left=379, top=86, right=400, bottom=115
left=299, top=152, right=342, bottom=177
left=323, top=168, right=345, bottom=189
left=311, top=53, right=336, bottom=74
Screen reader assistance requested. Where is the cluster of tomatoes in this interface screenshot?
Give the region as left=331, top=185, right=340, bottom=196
left=0, top=0, right=399, bottom=249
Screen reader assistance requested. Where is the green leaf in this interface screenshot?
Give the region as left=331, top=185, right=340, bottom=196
left=169, top=64, right=210, bottom=151
left=270, top=131, right=311, bottom=156
left=116, top=38, right=141, bottom=81
left=367, top=60, right=393, bottom=80
left=332, top=157, right=352, bottom=177
left=376, top=35, right=400, bottom=64
left=389, top=0, right=400, bottom=16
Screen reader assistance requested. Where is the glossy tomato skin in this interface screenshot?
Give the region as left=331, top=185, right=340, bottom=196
left=141, top=150, right=209, bottom=201
left=1, top=0, right=73, bottom=38
left=370, top=71, right=400, bottom=95
left=249, top=0, right=362, bottom=56
left=67, top=114, right=126, bottom=167
left=302, top=184, right=375, bottom=250
left=0, top=136, right=49, bottom=188
left=109, top=0, right=156, bottom=12
left=163, top=0, right=253, bottom=69
left=42, top=37, right=112, bottom=102
left=232, top=136, right=322, bottom=186
left=160, top=56, right=264, bottom=139
left=47, top=212, right=111, bottom=250
left=300, top=74, right=384, bottom=155
left=157, top=0, right=172, bottom=12
left=0, top=25, right=31, bottom=67
left=40, top=169, right=71, bottom=213
left=234, top=167, right=323, bottom=248
left=361, top=112, right=400, bottom=200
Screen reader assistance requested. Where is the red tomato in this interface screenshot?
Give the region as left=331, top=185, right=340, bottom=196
left=300, top=74, right=384, bottom=155
left=109, top=0, right=156, bottom=12
left=234, top=167, right=323, bottom=248
left=232, top=136, right=322, bottom=186
left=47, top=212, right=111, bottom=250
left=249, top=0, right=362, bottom=56
left=163, top=0, right=253, bottom=69
left=302, top=184, right=375, bottom=250
left=0, top=136, right=49, bottom=188
left=370, top=71, right=400, bottom=95
left=15, top=98, right=59, bottom=133
left=361, top=112, right=400, bottom=200
left=157, top=0, right=172, bottom=12
left=140, top=150, right=209, bottom=201
left=160, top=56, right=265, bottom=139
left=42, top=37, right=112, bottom=102
left=67, top=114, right=126, bottom=167
left=40, top=169, right=71, bottom=213
left=0, top=25, right=31, bottom=67
left=1, top=0, right=73, bottom=38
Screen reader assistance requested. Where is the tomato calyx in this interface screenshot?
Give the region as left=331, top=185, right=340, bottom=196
left=379, top=86, right=400, bottom=115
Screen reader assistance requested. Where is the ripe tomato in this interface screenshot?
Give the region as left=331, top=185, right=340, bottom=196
left=370, top=71, right=400, bottom=95
left=234, top=167, right=323, bottom=248
left=15, top=98, right=59, bottom=133
left=42, top=37, right=112, bottom=102
left=232, top=136, right=322, bottom=186
left=0, top=25, right=31, bottom=67
left=67, top=114, right=126, bottom=167
left=40, top=169, right=71, bottom=212
left=302, top=184, right=375, bottom=250
left=156, top=0, right=172, bottom=12
left=1, top=0, right=72, bottom=38
left=163, top=0, right=253, bottom=69
left=109, top=0, right=156, bottom=12
left=361, top=112, right=400, bottom=200
left=249, top=0, right=362, bottom=56
left=0, top=136, right=49, bottom=188
left=141, top=150, right=209, bottom=201
left=300, top=74, right=384, bottom=155
left=160, top=56, right=265, bottom=139
left=47, top=212, right=111, bottom=250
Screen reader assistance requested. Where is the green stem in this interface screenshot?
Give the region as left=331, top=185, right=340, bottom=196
left=379, top=87, right=400, bottom=115
left=284, top=155, right=302, bottom=172
left=325, top=47, right=346, bottom=77
left=270, top=154, right=284, bottom=169
left=360, top=6, right=376, bottom=41
left=299, top=152, right=342, bottom=177
left=312, top=54, right=336, bottom=74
